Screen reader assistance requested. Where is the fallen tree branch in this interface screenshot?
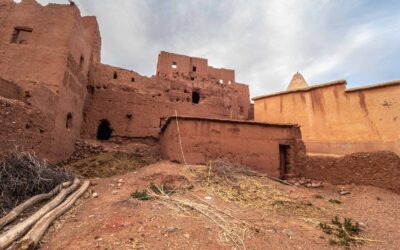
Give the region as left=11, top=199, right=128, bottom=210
left=0, top=178, right=80, bottom=250
left=16, top=180, right=89, bottom=250
left=266, top=176, right=292, bottom=186
left=0, top=182, right=71, bottom=230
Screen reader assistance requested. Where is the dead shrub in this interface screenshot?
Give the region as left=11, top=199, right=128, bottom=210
left=0, top=151, right=73, bottom=214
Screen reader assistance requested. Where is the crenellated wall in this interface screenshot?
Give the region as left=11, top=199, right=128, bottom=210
left=253, top=80, right=400, bottom=155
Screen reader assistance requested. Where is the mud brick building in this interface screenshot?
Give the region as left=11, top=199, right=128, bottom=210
left=0, top=0, right=251, bottom=162
left=253, top=73, right=400, bottom=156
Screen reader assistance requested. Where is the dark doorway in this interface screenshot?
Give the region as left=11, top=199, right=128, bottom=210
left=96, top=119, right=112, bottom=140
left=192, top=90, right=200, bottom=104
left=279, top=144, right=290, bottom=179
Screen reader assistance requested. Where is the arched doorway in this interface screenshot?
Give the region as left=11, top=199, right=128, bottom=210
left=96, top=119, right=112, bottom=140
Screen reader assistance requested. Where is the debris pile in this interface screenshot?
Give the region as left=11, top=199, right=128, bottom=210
left=67, top=140, right=105, bottom=162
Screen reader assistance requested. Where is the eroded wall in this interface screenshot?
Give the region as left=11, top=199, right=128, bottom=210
left=0, top=0, right=100, bottom=161
left=0, top=0, right=252, bottom=162
left=297, top=151, right=400, bottom=193
left=253, top=81, right=400, bottom=155
left=160, top=117, right=306, bottom=178
left=82, top=63, right=250, bottom=140
left=157, top=51, right=235, bottom=84
left=0, top=96, right=53, bottom=158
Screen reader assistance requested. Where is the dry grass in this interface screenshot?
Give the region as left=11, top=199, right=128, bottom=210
left=144, top=159, right=326, bottom=249
left=189, top=159, right=324, bottom=219
left=64, top=152, right=149, bottom=178
left=148, top=186, right=253, bottom=250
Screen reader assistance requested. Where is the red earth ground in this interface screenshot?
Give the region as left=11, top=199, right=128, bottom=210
left=39, top=161, right=400, bottom=250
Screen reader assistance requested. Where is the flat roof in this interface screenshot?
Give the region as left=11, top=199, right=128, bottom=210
left=160, top=116, right=299, bottom=132
left=252, top=80, right=346, bottom=101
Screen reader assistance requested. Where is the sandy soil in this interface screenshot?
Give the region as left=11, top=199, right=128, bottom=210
left=39, top=161, right=400, bottom=250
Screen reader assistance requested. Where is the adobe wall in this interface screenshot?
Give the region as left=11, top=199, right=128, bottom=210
left=81, top=63, right=251, bottom=140
left=160, top=117, right=306, bottom=178
left=0, top=96, right=53, bottom=158
left=297, top=151, right=400, bottom=193
left=253, top=81, right=400, bottom=155
left=0, top=0, right=100, bottom=161
left=157, top=51, right=235, bottom=84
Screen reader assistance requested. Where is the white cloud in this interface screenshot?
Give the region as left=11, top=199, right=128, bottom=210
left=26, top=0, right=400, bottom=96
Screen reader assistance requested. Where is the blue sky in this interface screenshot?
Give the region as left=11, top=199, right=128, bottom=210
left=25, top=0, right=400, bottom=97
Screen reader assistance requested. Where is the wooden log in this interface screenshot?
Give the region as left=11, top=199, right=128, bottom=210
left=0, top=181, right=71, bottom=230
left=16, top=180, right=90, bottom=250
left=0, top=179, right=80, bottom=250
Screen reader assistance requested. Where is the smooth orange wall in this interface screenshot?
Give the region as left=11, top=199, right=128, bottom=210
left=253, top=82, right=400, bottom=155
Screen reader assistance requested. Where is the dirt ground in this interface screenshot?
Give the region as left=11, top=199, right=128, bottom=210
left=39, top=161, right=400, bottom=250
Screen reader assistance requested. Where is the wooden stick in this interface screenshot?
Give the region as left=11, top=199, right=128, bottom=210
left=0, top=182, right=71, bottom=230
left=16, top=180, right=89, bottom=250
left=0, top=179, right=80, bottom=250
left=266, top=176, right=293, bottom=186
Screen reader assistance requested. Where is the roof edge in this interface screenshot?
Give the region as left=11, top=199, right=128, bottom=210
left=345, top=80, right=400, bottom=92
left=252, top=80, right=346, bottom=101
left=160, top=116, right=299, bottom=133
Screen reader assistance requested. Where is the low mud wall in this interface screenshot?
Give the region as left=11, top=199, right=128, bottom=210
left=297, top=151, right=400, bottom=193
left=160, top=116, right=306, bottom=178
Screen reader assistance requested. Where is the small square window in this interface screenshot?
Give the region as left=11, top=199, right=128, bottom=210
left=172, top=62, right=177, bottom=69
left=192, top=66, right=196, bottom=72
left=11, top=27, right=32, bottom=44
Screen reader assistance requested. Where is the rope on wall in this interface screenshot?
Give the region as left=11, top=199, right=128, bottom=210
left=175, top=110, right=187, bottom=166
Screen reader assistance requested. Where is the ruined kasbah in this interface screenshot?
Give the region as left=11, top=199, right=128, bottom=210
left=0, top=0, right=399, bottom=249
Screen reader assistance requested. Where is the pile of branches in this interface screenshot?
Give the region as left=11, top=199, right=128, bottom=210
left=0, top=151, right=73, bottom=214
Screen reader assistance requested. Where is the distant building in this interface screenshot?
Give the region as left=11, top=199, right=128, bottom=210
left=253, top=73, right=400, bottom=155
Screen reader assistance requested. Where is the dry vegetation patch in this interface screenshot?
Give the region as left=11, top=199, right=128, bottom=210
left=0, top=152, right=72, bottom=214
left=64, top=152, right=150, bottom=178
left=190, top=159, right=324, bottom=219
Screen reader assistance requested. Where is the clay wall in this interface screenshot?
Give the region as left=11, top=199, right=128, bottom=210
left=0, top=96, right=53, bottom=158
left=297, top=151, right=400, bottom=193
left=0, top=0, right=100, bottom=161
left=253, top=81, right=400, bottom=155
left=82, top=63, right=251, bottom=141
left=157, top=51, right=235, bottom=84
left=160, top=117, right=306, bottom=178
